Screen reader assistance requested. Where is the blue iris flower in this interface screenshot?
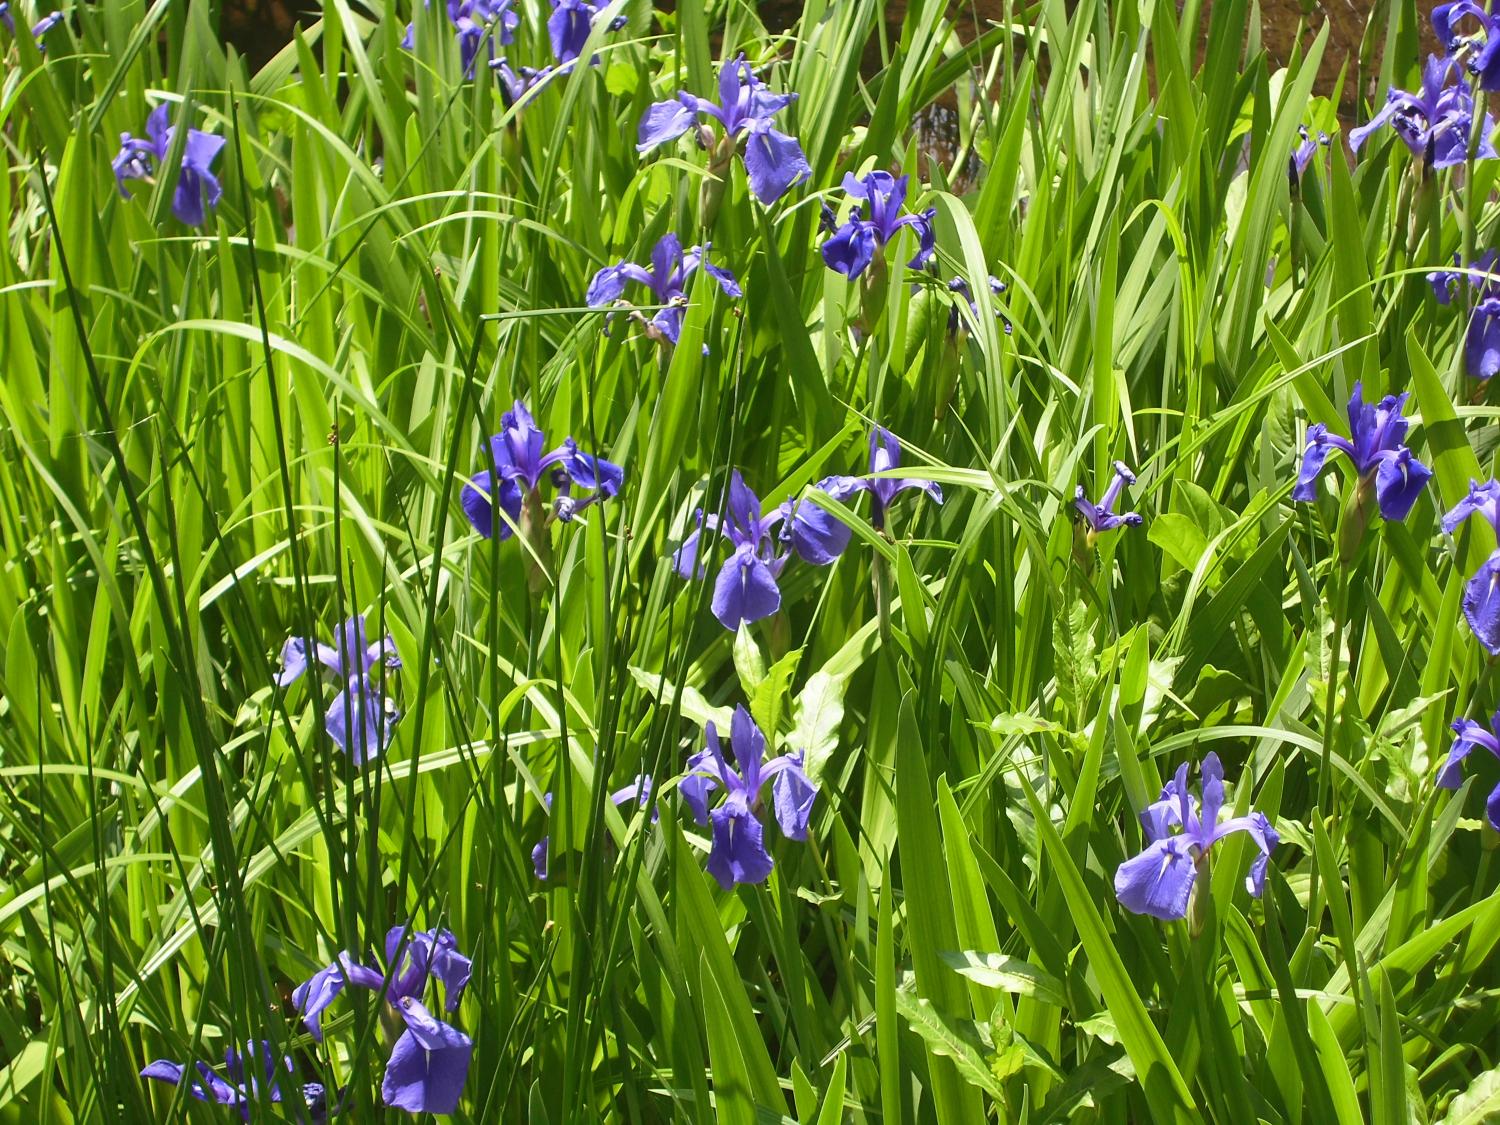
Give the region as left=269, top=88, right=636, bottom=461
left=532, top=774, right=656, bottom=880
left=294, top=926, right=474, bottom=1115
left=636, top=53, right=811, bottom=205
left=1438, top=710, right=1500, bottom=828
left=1075, top=461, right=1145, bottom=540
left=1349, top=54, right=1496, bottom=169
left=820, top=171, right=937, bottom=281
left=141, top=1041, right=327, bottom=1121
left=585, top=233, right=741, bottom=347
left=674, top=470, right=845, bottom=631
left=1114, top=753, right=1279, bottom=922
left=1292, top=382, right=1432, bottom=521
left=1442, top=479, right=1500, bottom=652
left=111, top=104, right=226, bottom=227
left=460, top=400, right=623, bottom=538
left=275, top=614, right=402, bottom=765
left=401, top=0, right=517, bottom=77
left=680, top=706, right=817, bottom=890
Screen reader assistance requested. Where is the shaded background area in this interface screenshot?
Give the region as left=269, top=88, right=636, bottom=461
left=221, top=0, right=1393, bottom=102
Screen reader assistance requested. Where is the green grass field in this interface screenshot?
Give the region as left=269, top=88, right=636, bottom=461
left=4, top=0, right=1500, bottom=1120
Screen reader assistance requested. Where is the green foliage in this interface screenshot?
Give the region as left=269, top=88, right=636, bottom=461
left=2, top=0, right=1500, bottom=1121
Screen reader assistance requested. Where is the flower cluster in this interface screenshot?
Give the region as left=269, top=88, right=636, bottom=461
left=111, top=104, right=226, bottom=227
left=675, top=427, right=942, bottom=631
left=585, top=233, right=741, bottom=348
left=1292, top=383, right=1432, bottom=524
left=637, top=54, right=811, bottom=205
left=460, top=400, right=623, bottom=539
left=140, top=1042, right=327, bottom=1121
left=681, top=706, right=817, bottom=889
left=1350, top=54, right=1496, bottom=170
left=821, top=171, right=936, bottom=281
left=294, top=926, right=474, bottom=1114
left=401, top=0, right=517, bottom=78
left=1435, top=2, right=1500, bottom=91
left=275, top=613, right=403, bottom=766
left=1115, top=754, right=1279, bottom=921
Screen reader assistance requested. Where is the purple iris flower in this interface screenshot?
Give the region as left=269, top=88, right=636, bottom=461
left=294, top=926, right=473, bottom=1115
left=1114, top=753, right=1279, bottom=922
left=1349, top=54, right=1496, bottom=169
left=1075, top=461, right=1145, bottom=537
left=532, top=774, right=656, bottom=880
left=1428, top=250, right=1500, bottom=378
left=110, top=104, right=226, bottom=227
left=275, top=614, right=402, bottom=765
left=1, top=3, right=62, bottom=41
left=1442, top=479, right=1500, bottom=652
left=1292, top=383, right=1432, bottom=521
left=945, top=275, right=1011, bottom=337
left=141, top=1042, right=327, bottom=1121
left=820, top=172, right=937, bottom=281
left=1436, top=2, right=1500, bottom=91
left=636, top=53, right=811, bottom=205
left=1438, top=710, right=1500, bottom=828
left=402, top=0, right=517, bottom=77
left=674, top=471, right=789, bottom=630
left=460, top=400, right=623, bottom=538
left=680, top=706, right=817, bottom=890
left=1289, top=125, right=1330, bottom=189
left=785, top=427, right=942, bottom=558
left=585, top=233, right=741, bottom=347
left=675, top=470, right=846, bottom=630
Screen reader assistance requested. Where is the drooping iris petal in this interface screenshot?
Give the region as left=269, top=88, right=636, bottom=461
left=460, top=470, right=524, bottom=540
left=679, top=747, right=719, bottom=825
left=1292, top=424, right=1352, bottom=501
left=780, top=488, right=852, bottom=565
left=1373, top=449, right=1434, bottom=521
left=275, top=637, right=312, bottom=688
left=741, top=122, right=811, bottom=204
left=711, top=546, right=782, bottom=630
left=292, top=962, right=348, bottom=1041
left=636, top=95, right=699, bottom=151
left=770, top=753, right=817, bottom=841
left=1466, top=299, right=1500, bottom=379
left=1442, top=479, right=1500, bottom=535
left=821, top=221, right=879, bottom=279
left=381, top=998, right=473, bottom=1115
left=324, top=676, right=398, bottom=765
left=585, top=261, right=654, bottom=306
left=1463, top=550, right=1500, bottom=653
left=1114, top=835, right=1198, bottom=921
left=705, top=797, right=775, bottom=889
left=1439, top=718, right=1500, bottom=789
